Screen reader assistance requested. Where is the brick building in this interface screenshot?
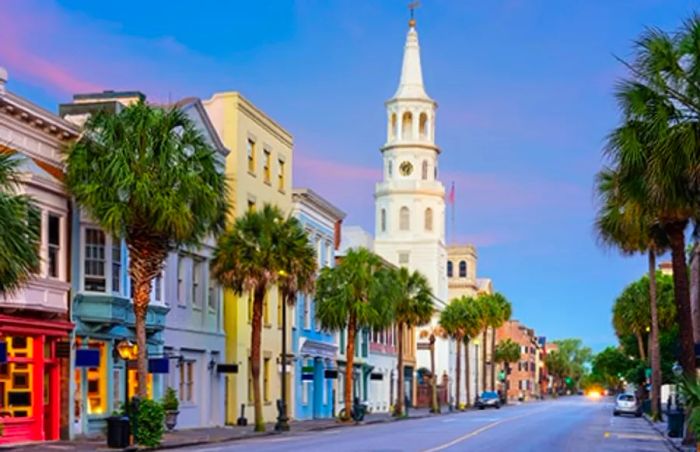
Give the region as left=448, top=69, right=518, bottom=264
left=496, top=320, right=538, bottom=401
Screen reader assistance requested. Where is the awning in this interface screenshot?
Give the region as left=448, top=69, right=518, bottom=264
left=299, top=338, right=337, bottom=360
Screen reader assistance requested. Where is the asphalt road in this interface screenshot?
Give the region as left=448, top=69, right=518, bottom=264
left=183, top=397, right=671, bottom=452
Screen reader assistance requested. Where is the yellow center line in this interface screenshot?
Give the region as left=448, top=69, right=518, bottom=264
left=422, top=407, right=552, bottom=452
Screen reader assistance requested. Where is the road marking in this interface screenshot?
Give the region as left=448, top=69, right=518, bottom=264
left=422, top=409, right=548, bottom=452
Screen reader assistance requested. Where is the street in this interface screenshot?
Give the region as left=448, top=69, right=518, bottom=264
left=180, top=397, right=670, bottom=452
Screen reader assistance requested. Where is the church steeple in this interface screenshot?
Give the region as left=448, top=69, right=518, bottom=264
left=393, top=20, right=431, bottom=101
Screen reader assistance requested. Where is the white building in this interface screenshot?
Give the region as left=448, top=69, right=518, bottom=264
left=373, top=18, right=453, bottom=399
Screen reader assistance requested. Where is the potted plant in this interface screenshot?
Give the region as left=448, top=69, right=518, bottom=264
left=162, top=387, right=179, bottom=431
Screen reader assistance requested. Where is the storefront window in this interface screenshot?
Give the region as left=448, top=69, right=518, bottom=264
left=127, top=369, right=153, bottom=400
left=0, top=336, right=35, bottom=418
left=73, top=340, right=107, bottom=416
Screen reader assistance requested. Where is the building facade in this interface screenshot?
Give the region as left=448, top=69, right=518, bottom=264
left=161, top=98, right=228, bottom=429
left=0, top=68, right=79, bottom=444
left=496, top=320, right=538, bottom=401
left=60, top=91, right=169, bottom=438
left=373, top=17, right=452, bottom=407
left=291, top=188, right=344, bottom=420
left=203, top=92, right=293, bottom=424
left=367, top=327, right=397, bottom=413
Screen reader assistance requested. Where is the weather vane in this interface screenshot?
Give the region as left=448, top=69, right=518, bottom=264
left=408, top=1, right=420, bottom=27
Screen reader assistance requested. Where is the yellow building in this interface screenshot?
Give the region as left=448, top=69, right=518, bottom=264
left=203, top=92, right=293, bottom=424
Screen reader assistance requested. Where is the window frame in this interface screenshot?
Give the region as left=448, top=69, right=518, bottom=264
left=47, top=213, right=61, bottom=279
left=247, top=139, right=256, bottom=175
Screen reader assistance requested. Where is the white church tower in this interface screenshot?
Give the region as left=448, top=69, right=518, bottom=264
left=374, top=15, right=452, bottom=394
left=374, top=16, right=448, bottom=304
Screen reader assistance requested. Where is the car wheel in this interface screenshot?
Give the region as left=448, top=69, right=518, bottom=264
left=635, top=412, right=642, bottom=418
left=496, top=405, right=501, bottom=409
left=479, top=406, right=485, bottom=410
left=613, top=411, right=619, bottom=416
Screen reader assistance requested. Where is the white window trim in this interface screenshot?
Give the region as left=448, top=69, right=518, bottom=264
left=80, top=225, right=124, bottom=296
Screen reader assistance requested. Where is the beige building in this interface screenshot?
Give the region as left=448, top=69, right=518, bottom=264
left=203, top=92, right=293, bottom=424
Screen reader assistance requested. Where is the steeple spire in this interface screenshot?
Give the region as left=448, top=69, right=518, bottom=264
left=393, top=9, right=431, bottom=101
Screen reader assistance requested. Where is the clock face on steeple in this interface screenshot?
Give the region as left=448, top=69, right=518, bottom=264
left=399, top=161, right=413, bottom=176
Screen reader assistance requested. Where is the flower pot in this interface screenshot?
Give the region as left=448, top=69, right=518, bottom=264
left=165, top=410, right=179, bottom=431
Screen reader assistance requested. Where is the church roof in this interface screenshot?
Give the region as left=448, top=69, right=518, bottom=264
left=392, top=23, right=432, bottom=101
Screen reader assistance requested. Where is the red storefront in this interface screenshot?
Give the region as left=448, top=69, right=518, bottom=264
left=0, top=316, right=73, bottom=444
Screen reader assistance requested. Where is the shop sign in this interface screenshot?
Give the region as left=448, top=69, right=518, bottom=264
left=148, top=358, right=169, bottom=374
left=324, top=369, right=338, bottom=379
left=216, top=364, right=239, bottom=373
left=75, top=349, right=100, bottom=367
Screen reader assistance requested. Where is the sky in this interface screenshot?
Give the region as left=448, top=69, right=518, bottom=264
left=1, top=0, right=697, bottom=351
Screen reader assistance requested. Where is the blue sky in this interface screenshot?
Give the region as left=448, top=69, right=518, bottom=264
left=2, top=0, right=697, bottom=351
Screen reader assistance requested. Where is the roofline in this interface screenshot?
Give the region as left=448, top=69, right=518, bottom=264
left=292, top=187, right=346, bottom=221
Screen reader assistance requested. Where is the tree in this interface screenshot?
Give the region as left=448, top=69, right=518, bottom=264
left=440, top=298, right=466, bottom=409
left=612, top=282, right=651, bottom=360
left=544, top=350, right=569, bottom=394
left=494, top=338, right=520, bottom=400
left=392, top=267, right=433, bottom=417
left=212, top=205, right=312, bottom=431
left=315, top=248, right=394, bottom=420
left=461, top=298, right=484, bottom=406
left=552, top=339, right=593, bottom=389
left=0, top=153, right=40, bottom=295
left=609, top=17, right=700, bottom=376
left=489, top=293, right=512, bottom=390
left=474, top=293, right=502, bottom=391
left=65, top=102, right=227, bottom=399
left=591, top=346, right=634, bottom=391
left=419, top=324, right=446, bottom=413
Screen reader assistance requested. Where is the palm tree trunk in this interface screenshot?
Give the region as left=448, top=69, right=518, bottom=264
left=665, top=220, right=696, bottom=376
left=464, top=338, right=470, bottom=407
left=344, top=315, right=356, bottom=421
left=430, top=338, right=438, bottom=413
left=491, top=329, right=496, bottom=391
left=251, top=286, right=265, bottom=431
left=636, top=332, right=646, bottom=361
left=649, top=250, right=662, bottom=421
left=396, top=323, right=405, bottom=416
left=455, top=338, right=461, bottom=409
left=133, top=286, right=148, bottom=400
left=482, top=330, right=488, bottom=391
left=690, top=242, right=700, bottom=343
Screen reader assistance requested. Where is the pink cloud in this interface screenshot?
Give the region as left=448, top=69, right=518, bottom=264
left=0, top=3, right=103, bottom=94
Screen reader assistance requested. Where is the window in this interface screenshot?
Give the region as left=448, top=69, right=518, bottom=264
left=339, top=329, right=345, bottom=352
left=398, top=252, right=409, bottom=265
left=178, top=361, right=194, bottom=403
left=247, top=357, right=253, bottom=403
left=208, top=276, right=218, bottom=310
left=424, top=208, right=433, bottom=231
left=247, top=139, right=256, bottom=174
left=399, top=206, right=410, bottom=231
left=304, top=296, right=310, bottom=329
left=111, top=240, right=121, bottom=293
left=447, top=261, right=453, bottom=277
left=387, top=160, right=393, bottom=177
left=381, top=209, right=386, bottom=232
left=263, top=358, right=270, bottom=402
left=419, top=112, right=428, bottom=139
left=193, top=258, right=203, bottom=307
left=247, top=199, right=256, bottom=212
left=48, top=214, right=60, bottom=278
left=390, top=113, right=397, bottom=139
left=459, top=260, right=467, bottom=278
left=421, top=160, right=428, bottom=180
left=263, top=150, right=271, bottom=184
left=247, top=291, right=253, bottom=323
left=154, top=272, right=163, bottom=303
left=84, top=228, right=106, bottom=292
left=177, top=255, right=186, bottom=305
left=401, top=112, right=412, bottom=140
left=278, top=159, right=286, bottom=191
left=277, top=288, right=284, bottom=329
left=263, top=291, right=270, bottom=326
left=302, top=378, right=309, bottom=405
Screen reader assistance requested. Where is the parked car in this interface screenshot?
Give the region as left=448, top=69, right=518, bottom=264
left=476, top=391, right=501, bottom=410
left=613, top=393, right=641, bottom=417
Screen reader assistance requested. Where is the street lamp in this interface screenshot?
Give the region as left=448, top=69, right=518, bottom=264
left=275, top=270, right=290, bottom=432
left=116, top=339, right=138, bottom=416
left=672, top=362, right=683, bottom=378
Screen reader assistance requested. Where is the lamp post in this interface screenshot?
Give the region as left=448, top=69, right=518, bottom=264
left=116, top=339, right=138, bottom=444
left=275, top=271, right=290, bottom=432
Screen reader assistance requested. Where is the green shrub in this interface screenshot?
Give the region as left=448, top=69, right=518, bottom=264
left=162, top=387, right=179, bottom=412
left=133, top=398, right=165, bottom=448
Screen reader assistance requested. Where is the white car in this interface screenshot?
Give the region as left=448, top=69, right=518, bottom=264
left=613, top=393, right=641, bottom=417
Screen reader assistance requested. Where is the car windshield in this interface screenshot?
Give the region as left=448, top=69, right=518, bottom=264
left=481, top=392, right=498, bottom=399
left=618, top=394, right=635, bottom=402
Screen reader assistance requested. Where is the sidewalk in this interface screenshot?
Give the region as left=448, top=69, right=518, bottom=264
left=643, top=413, right=694, bottom=452
left=4, top=408, right=439, bottom=451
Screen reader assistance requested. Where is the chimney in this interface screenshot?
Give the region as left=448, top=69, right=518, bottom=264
left=0, top=67, right=7, bottom=95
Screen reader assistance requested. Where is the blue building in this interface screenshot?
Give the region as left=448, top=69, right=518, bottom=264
left=291, top=189, right=345, bottom=420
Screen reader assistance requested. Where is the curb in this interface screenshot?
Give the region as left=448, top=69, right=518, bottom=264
left=642, top=413, right=682, bottom=452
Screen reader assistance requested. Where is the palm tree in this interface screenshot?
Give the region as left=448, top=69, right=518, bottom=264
left=613, top=283, right=650, bottom=360
left=419, top=324, right=446, bottom=413
left=462, top=297, right=484, bottom=407
left=391, top=267, right=433, bottom=417
left=489, top=293, right=512, bottom=390
left=212, top=204, right=310, bottom=431
left=440, top=299, right=465, bottom=409
left=494, top=338, right=521, bottom=401
left=315, top=248, right=394, bottom=420
left=65, top=101, right=227, bottom=399
left=610, top=18, right=700, bottom=376
left=475, top=294, right=500, bottom=391
left=0, top=153, right=40, bottom=295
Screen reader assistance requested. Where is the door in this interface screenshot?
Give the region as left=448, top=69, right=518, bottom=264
left=43, top=363, right=58, bottom=440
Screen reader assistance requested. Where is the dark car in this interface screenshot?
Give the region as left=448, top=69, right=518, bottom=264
left=476, top=391, right=501, bottom=410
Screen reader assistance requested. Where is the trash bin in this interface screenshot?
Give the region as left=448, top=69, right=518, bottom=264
left=106, top=416, right=130, bottom=448
left=667, top=410, right=684, bottom=438
left=642, top=399, right=651, bottom=415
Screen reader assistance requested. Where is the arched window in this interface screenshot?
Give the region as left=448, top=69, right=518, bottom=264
left=459, top=260, right=467, bottom=278
left=447, top=261, right=453, bottom=278
left=387, top=160, right=393, bottom=177
left=419, top=112, right=428, bottom=139
left=422, top=160, right=428, bottom=180
left=401, top=112, right=413, bottom=140
left=390, top=113, right=397, bottom=139
left=424, top=207, right=433, bottom=231
left=381, top=209, right=387, bottom=232
left=399, top=206, right=410, bottom=231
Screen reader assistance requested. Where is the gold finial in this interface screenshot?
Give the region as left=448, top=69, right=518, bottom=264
left=408, top=1, right=420, bottom=27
